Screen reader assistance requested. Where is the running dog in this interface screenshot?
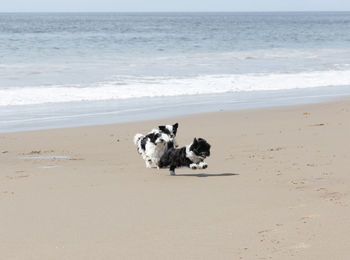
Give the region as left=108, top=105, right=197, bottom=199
left=134, top=123, right=178, bottom=168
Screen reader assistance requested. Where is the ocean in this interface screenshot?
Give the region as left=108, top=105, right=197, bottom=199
left=1, top=12, right=350, bottom=132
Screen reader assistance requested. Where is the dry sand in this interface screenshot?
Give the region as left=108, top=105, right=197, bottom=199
left=1, top=99, right=350, bottom=259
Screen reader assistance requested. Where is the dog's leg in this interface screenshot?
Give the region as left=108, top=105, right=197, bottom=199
left=151, top=158, right=159, bottom=168
left=169, top=165, right=176, bottom=176
left=145, top=159, right=152, bottom=168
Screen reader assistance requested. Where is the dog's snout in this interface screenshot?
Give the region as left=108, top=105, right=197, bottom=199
left=200, top=152, right=210, bottom=158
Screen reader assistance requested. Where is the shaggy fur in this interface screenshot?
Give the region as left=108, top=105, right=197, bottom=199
left=158, top=138, right=211, bottom=175
left=134, top=123, right=178, bottom=168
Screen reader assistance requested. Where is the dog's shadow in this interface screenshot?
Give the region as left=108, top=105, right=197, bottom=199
left=174, top=173, right=238, bottom=177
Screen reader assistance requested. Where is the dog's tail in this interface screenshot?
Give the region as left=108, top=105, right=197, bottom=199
left=133, top=133, right=144, bottom=145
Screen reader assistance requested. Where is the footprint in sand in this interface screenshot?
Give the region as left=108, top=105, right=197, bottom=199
left=316, top=188, right=345, bottom=205
left=1, top=191, right=15, bottom=196
left=258, top=229, right=275, bottom=234
left=299, top=214, right=320, bottom=223
left=291, top=180, right=307, bottom=185
left=322, top=191, right=343, bottom=202
left=268, top=147, right=285, bottom=152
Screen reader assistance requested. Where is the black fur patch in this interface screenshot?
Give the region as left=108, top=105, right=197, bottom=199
left=158, top=123, right=178, bottom=137
left=190, top=138, right=211, bottom=157
left=140, top=132, right=161, bottom=151
left=173, top=123, right=178, bottom=135
left=158, top=146, right=193, bottom=170
left=159, top=126, right=171, bottom=135
left=159, top=138, right=211, bottom=173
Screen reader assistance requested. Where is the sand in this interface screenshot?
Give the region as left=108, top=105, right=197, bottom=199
left=1, top=99, right=350, bottom=259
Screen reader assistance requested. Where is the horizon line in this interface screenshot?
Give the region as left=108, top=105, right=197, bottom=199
left=1, top=10, right=350, bottom=13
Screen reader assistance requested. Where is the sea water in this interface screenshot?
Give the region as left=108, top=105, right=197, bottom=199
left=1, top=12, right=350, bottom=132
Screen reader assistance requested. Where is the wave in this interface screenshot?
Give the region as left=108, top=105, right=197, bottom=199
left=1, top=70, right=350, bottom=106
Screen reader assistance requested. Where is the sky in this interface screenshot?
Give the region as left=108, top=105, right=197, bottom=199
left=1, top=0, right=350, bottom=12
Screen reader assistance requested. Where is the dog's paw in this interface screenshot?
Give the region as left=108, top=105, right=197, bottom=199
left=190, top=163, right=198, bottom=170
left=199, top=162, right=208, bottom=169
left=170, top=170, right=176, bottom=176
left=145, top=159, right=152, bottom=168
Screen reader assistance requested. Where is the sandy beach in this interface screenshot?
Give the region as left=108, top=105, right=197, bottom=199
left=1, top=99, right=350, bottom=259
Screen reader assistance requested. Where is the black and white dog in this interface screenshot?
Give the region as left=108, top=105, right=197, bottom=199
left=134, top=123, right=178, bottom=168
left=158, top=138, right=211, bottom=175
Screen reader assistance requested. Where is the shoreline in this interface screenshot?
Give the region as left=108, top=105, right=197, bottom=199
left=1, top=98, right=350, bottom=259
left=1, top=85, right=350, bottom=133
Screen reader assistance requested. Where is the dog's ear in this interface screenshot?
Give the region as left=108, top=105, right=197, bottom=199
left=158, top=125, right=166, bottom=131
left=190, top=138, right=198, bottom=151
left=173, top=123, right=178, bottom=135
left=150, top=133, right=160, bottom=143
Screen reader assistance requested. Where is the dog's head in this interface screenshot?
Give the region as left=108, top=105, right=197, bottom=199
left=158, top=123, right=178, bottom=139
left=190, top=138, right=211, bottom=158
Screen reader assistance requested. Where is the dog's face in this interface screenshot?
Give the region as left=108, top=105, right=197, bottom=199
left=153, top=132, right=171, bottom=145
left=190, top=138, right=211, bottom=158
left=158, top=123, right=178, bottom=139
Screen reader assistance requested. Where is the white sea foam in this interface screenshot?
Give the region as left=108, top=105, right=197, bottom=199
left=1, top=70, right=350, bottom=106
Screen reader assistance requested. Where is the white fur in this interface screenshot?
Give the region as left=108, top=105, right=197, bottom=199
left=198, top=161, right=208, bottom=169
left=189, top=163, right=198, bottom=169
left=143, top=133, right=171, bottom=167
left=133, top=133, right=144, bottom=145
left=188, top=158, right=208, bottom=170
left=185, top=145, right=204, bottom=164
left=185, top=144, right=209, bottom=170
left=150, top=126, right=178, bottom=147
left=134, top=125, right=176, bottom=168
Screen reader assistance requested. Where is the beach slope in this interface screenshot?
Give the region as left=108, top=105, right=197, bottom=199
left=1, top=100, right=350, bottom=259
